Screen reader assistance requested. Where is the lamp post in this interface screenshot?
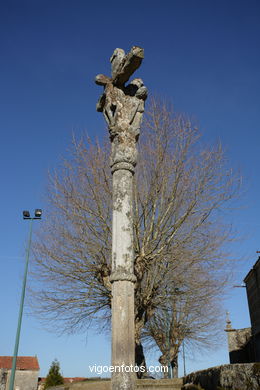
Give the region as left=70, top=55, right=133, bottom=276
left=182, top=339, right=186, bottom=377
left=8, top=209, right=42, bottom=390
left=165, top=308, right=172, bottom=379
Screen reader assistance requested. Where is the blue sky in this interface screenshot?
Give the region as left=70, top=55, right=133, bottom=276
left=0, top=0, right=260, bottom=378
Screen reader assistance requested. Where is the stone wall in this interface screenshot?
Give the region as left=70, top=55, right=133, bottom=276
left=3, top=369, right=39, bottom=390
left=0, top=369, right=8, bottom=390
left=254, top=333, right=260, bottom=363
left=183, top=363, right=260, bottom=390
left=48, top=379, right=111, bottom=390
left=244, top=258, right=260, bottom=336
left=225, top=327, right=254, bottom=363
left=227, top=328, right=251, bottom=353
left=244, top=257, right=260, bottom=361
left=48, top=378, right=183, bottom=390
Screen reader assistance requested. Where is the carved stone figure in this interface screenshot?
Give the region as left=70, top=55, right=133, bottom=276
left=96, top=46, right=147, bottom=169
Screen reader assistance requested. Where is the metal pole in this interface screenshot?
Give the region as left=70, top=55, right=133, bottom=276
left=167, top=345, right=172, bottom=378
left=8, top=218, right=33, bottom=390
left=166, top=313, right=172, bottom=378
left=183, top=340, right=186, bottom=377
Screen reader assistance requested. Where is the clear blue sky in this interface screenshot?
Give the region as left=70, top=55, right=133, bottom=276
left=0, top=0, right=260, bottom=378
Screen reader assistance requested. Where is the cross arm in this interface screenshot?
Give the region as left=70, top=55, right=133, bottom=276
left=112, top=46, right=144, bottom=87
left=95, top=74, right=111, bottom=86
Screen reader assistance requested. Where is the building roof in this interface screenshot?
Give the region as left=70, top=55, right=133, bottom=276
left=63, top=378, right=86, bottom=383
left=0, top=356, right=40, bottom=371
left=244, top=256, right=260, bottom=283
left=39, top=377, right=86, bottom=384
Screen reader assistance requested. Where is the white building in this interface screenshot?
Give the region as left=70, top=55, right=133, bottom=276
left=0, top=356, right=40, bottom=390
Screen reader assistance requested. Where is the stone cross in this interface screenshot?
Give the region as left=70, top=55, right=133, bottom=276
left=95, top=46, right=147, bottom=390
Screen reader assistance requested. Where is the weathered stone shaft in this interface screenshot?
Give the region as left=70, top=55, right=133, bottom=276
left=111, top=281, right=135, bottom=390
left=110, top=167, right=136, bottom=390
left=111, top=169, right=135, bottom=279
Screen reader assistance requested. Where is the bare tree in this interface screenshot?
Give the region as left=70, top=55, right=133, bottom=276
left=142, top=263, right=225, bottom=378
left=30, top=98, right=240, bottom=372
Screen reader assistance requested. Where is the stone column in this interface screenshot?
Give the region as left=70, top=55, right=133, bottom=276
left=95, top=46, right=147, bottom=390
left=110, top=162, right=136, bottom=390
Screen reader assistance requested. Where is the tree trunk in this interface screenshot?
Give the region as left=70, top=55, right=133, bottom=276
left=171, top=356, right=178, bottom=378
left=135, top=341, right=147, bottom=378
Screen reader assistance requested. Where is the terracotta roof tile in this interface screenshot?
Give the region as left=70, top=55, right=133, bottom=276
left=0, top=356, right=40, bottom=371
left=39, top=377, right=86, bottom=384
left=63, top=378, right=86, bottom=383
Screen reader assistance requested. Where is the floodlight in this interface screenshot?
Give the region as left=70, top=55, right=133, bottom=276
left=23, top=210, right=30, bottom=219
left=34, top=209, right=42, bottom=218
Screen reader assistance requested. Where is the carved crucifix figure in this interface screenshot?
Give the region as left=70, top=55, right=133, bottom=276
left=96, top=47, right=147, bottom=390
left=96, top=46, right=147, bottom=169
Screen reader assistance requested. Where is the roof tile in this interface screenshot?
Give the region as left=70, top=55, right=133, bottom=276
left=0, top=356, right=40, bottom=371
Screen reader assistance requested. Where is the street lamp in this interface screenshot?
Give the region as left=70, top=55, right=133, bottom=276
left=8, top=209, right=42, bottom=390
left=164, top=287, right=183, bottom=379
left=182, top=339, right=186, bottom=377
left=165, top=308, right=172, bottom=379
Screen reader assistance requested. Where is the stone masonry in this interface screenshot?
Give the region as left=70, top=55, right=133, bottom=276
left=95, top=46, right=147, bottom=390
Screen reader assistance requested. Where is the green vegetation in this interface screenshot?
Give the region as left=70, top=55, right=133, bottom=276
left=44, top=359, right=64, bottom=389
